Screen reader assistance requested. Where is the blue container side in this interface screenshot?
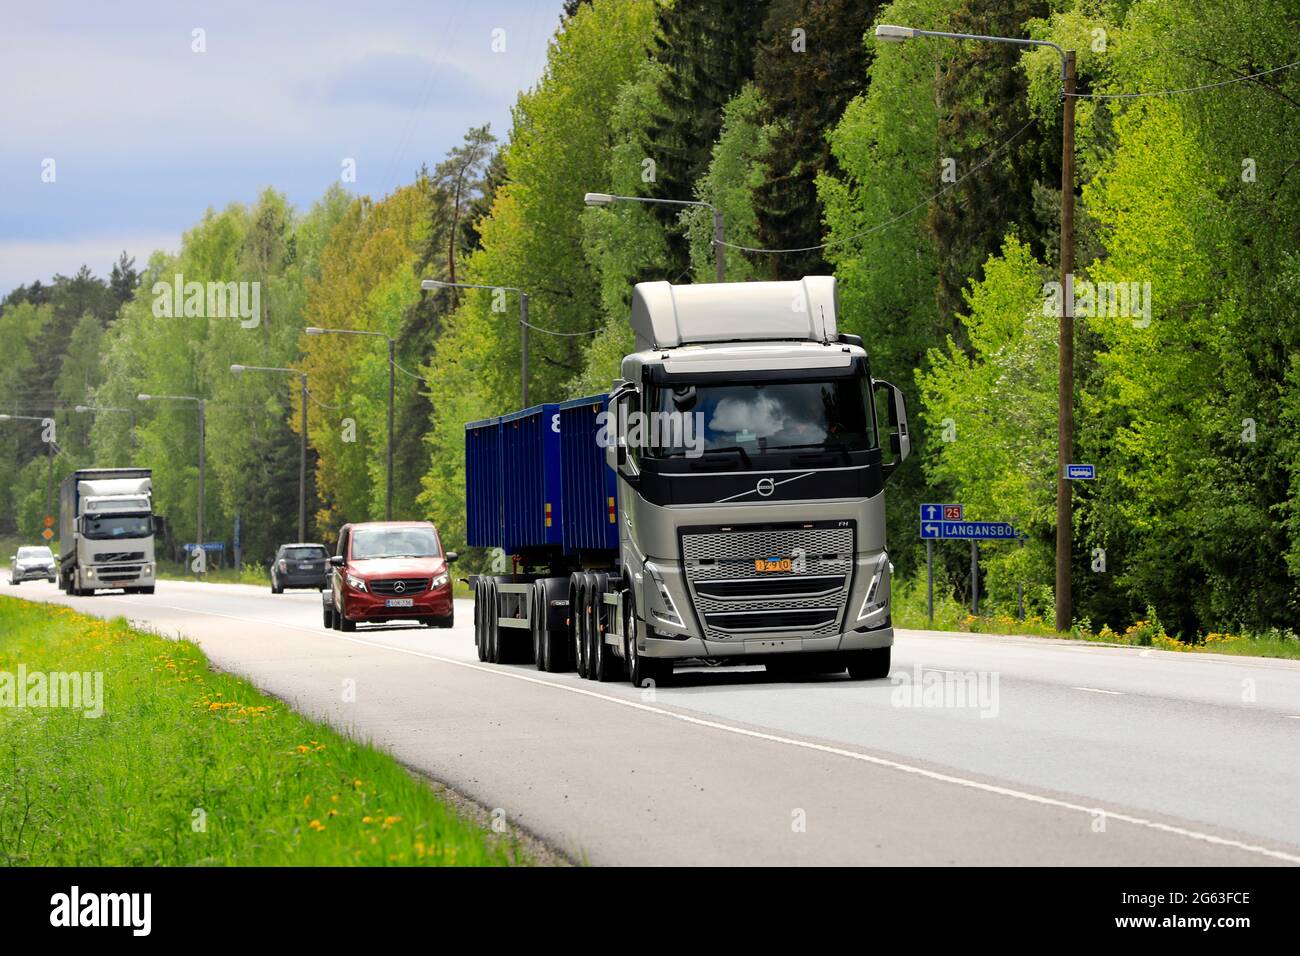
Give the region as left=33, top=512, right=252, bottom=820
left=464, top=417, right=504, bottom=548
left=558, top=394, right=619, bottom=553
left=500, top=404, right=564, bottom=552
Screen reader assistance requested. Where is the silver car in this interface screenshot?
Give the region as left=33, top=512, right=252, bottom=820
left=10, top=545, right=57, bottom=585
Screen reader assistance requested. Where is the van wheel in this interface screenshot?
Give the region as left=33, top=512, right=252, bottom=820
left=323, top=605, right=335, bottom=629
left=846, top=647, right=891, bottom=680
left=338, top=597, right=357, bottom=632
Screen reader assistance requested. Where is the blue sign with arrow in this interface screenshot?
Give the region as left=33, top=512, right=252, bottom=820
left=920, top=520, right=1019, bottom=540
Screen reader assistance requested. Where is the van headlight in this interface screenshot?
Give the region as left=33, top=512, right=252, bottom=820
left=345, top=573, right=367, bottom=592
left=643, top=562, right=683, bottom=628
left=431, top=573, right=449, bottom=589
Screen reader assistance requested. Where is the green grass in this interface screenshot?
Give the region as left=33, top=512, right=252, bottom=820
left=0, top=596, right=529, bottom=865
left=891, top=574, right=1300, bottom=660
left=155, top=559, right=271, bottom=586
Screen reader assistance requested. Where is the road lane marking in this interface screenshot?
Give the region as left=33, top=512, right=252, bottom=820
left=29, top=590, right=1300, bottom=866
left=1072, top=686, right=1123, bottom=695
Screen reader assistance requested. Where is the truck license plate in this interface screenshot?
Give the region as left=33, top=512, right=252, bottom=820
left=385, top=598, right=414, bottom=608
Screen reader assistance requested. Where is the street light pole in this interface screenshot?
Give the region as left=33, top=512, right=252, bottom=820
left=420, top=280, right=531, bottom=406
left=583, top=192, right=726, bottom=282
left=230, top=365, right=310, bottom=541
left=0, top=412, right=56, bottom=520
left=876, top=23, right=1076, bottom=631
left=304, top=327, right=396, bottom=520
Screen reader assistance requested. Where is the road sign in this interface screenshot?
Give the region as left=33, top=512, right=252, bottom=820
left=43, top=515, right=54, bottom=528
left=41, top=528, right=54, bottom=541
left=920, top=520, right=1018, bottom=540
left=1065, top=463, right=1096, bottom=480
left=920, top=502, right=963, bottom=522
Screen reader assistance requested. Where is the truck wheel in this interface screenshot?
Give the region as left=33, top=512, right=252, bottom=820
left=584, top=573, right=606, bottom=681
left=531, top=583, right=546, bottom=670
left=485, top=581, right=500, bottom=662
left=625, top=593, right=669, bottom=689
left=540, top=579, right=572, bottom=673
left=138, top=586, right=155, bottom=596
left=592, top=585, right=623, bottom=682
left=9, top=578, right=18, bottom=586
left=846, top=647, right=891, bottom=680
left=473, top=582, right=488, bottom=661
left=570, top=574, right=589, bottom=678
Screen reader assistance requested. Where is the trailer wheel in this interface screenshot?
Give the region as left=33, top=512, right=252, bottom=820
left=570, top=574, right=589, bottom=678
left=531, top=582, right=546, bottom=670
left=846, top=647, right=891, bottom=680
left=473, top=581, right=488, bottom=661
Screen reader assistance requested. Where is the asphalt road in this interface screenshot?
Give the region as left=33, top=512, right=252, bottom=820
left=5, top=574, right=1300, bottom=865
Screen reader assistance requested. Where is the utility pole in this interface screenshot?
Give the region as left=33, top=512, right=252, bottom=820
left=1055, top=51, right=1077, bottom=633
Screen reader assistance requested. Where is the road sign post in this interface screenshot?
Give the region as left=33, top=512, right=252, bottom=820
left=971, top=540, right=979, bottom=615
left=926, top=539, right=934, bottom=625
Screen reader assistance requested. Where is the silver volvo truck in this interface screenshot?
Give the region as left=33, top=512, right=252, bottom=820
left=469, top=276, right=910, bottom=686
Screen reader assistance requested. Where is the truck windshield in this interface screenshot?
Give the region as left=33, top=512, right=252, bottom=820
left=83, top=514, right=152, bottom=539
left=351, top=528, right=441, bottom=560
left=649, top=376, right=876, bottom=458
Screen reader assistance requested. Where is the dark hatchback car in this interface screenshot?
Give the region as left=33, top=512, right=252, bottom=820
left=270, top=543, right=329, bottom=593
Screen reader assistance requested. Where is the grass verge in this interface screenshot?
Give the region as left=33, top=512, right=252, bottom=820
left=0, top=595, right=530, bottom=865
left=891, top=575, right=1300, bottom=660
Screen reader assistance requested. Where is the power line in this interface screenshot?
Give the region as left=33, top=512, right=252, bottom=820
left=1070, top=59, right=1300, bottom=100
left=719, top=118, right=1037, bottom=254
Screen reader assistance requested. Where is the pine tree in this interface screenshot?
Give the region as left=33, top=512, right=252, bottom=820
left=751, top=0, right=877, bottom=279
left=645, top=0, right=770, bottom=278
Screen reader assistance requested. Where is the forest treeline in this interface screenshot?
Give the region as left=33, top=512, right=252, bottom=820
left=2, top=0, right=1297, bottom=638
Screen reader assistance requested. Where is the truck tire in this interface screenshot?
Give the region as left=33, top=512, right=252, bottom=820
left=539, top=578, right=572, bottom=673
left=323, top=604, right=335, bottom=629
left=570, top=574, right=589, bottom=678
left=846, top=647, right=891, bottom=680
left=625, top=591, right=670, bottom=689
left=591, top=581, right=623, bottom=682
left=583, top=573, right=606, bottom=680
left=473, top=581, right=488, bottom=661
left=531, top=582, right=546, bottom=670
left=484, top=580, right=500, bottom=663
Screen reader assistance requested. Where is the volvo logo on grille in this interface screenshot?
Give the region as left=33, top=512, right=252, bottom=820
left=392, top=581, right=406, bottom=593
left=756, top=477, right=775, bottom=497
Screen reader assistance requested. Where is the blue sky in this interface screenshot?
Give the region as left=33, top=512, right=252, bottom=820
left=0, top=0, right=562, bottom=294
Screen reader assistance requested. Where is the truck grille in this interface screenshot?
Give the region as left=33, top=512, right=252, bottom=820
left=369, top=577, right=429, bottom=595
left=98, top=566, right=144, bottom=582
left=681, top=523, right=855, bottom=639
left=97, top=552, right=145, bottom=563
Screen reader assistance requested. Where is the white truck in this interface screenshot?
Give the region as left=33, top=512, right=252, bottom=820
left=59, top=467, right=157, bottom=596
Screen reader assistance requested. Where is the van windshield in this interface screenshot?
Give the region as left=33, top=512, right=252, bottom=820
left=351, top=528, right=441, bottom=560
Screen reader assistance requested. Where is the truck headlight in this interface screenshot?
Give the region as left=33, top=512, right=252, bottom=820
left=345, top=573, right=367, bottom=592
left=643, top=562, right=683, bottom=628
left=431, top=573, right=449, bottom=589
left=857, top=553, right=889, bottom=621
left=86, top=569, right=96, bottom=579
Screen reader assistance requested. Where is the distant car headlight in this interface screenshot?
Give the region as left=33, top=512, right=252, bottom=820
left=431, top=573, right=449, bottom=589
left=345, top=573, right=367, bottom=592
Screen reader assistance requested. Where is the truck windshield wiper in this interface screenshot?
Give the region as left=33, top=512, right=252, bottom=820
left=698, top=446, right=752, bottom=467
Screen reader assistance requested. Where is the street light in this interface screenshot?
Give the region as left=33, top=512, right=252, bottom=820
left=137, top=393, right=207, bottom=576
left=583, top=191, right=726, bottom=283
left=303, top=327, right=395, bottom=520
left=420, top=279, right=534, bottom=406
left=875, top=23, right=1077, bottom=632
left=0, top=412, right=56, bottom=523
left=231, top=364, right=309, bottom=542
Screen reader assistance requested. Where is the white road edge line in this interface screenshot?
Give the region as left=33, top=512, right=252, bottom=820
left=54, top=593, right=1300, bottom=866
left=1072, top=686, right=1123, bottom=695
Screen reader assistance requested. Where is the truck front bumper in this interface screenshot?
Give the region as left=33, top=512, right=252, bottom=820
left=639, top=622, right=893, bottom=659
left=83, top=564, right=155, bottom=588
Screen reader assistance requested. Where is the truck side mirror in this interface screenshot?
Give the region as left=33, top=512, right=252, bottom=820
left=873, top=379, right=911, bottom=480
left=604, top=380, right=641, bottom=489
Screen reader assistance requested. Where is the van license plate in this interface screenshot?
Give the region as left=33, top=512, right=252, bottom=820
left=385, top=598, right=414, bottom=608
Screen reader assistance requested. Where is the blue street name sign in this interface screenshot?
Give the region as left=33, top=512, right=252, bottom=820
left=920, top=520, right=1018, bottom=540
